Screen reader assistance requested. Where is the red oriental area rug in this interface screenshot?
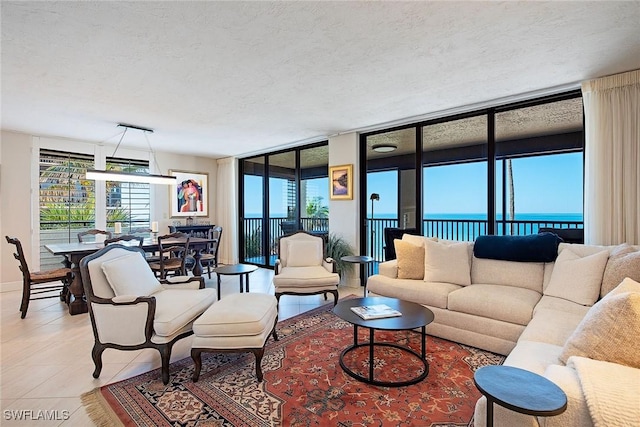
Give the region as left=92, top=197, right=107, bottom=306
left=82, top=301, right=504, bottom=426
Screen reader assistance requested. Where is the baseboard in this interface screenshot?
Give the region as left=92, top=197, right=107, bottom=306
left=0, top=280, right=21, bottom=293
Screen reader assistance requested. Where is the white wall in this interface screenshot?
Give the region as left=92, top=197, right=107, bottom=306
left=0, top=130, right=217, bottom=291
left=328, top=132, right=361, bottom=287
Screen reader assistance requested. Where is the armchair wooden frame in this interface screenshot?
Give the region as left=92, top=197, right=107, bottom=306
left=80, top=244, right=205, bottom=384
left=274, top=231, right=339, bottom=306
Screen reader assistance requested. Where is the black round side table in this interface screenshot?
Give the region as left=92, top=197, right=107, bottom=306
left=474, top=365, right=567, bottom=427
left=341, top=255, right=374, bottom=295
left=212, top=264, right=258, bottom=300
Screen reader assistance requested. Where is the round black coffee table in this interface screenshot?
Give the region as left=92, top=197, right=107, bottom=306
left=213, top=264, right=258, bottom=300
left=333, top=297, right=434, bottom=387
left=474, top=365, right=567, bottom=427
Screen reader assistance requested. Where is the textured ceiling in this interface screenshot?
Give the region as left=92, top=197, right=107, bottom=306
left=2, top=2, right=639, bottom=159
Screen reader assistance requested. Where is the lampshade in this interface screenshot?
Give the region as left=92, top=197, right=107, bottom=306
left=372, top=144, right=397, bottom=153
left=370, top=193, right=380, bottom=201
left=86, top=123, right=176, bottom=185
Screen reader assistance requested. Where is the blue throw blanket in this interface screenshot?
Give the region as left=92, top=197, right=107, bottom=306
left=473, top=233, right=562, bottom=263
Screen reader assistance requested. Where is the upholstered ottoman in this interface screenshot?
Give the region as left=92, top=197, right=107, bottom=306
left=191, top=293, right=278, bottom=382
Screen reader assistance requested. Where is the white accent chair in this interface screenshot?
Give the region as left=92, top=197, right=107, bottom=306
left=273, top=232, right=340, bottom=307
left=80, top=244, right=217, bottom=384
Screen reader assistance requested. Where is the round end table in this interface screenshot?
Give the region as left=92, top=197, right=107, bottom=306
left=474, top=365, right=567, bottom=427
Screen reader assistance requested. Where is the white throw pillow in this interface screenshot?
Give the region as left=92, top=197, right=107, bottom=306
left=424, top=239, right=471, bottom=286
left=544, top=248, right=609, bottom=306
left=287, top=240, right=322, bottom=267
left=402, top=234, right=437, bottom=247
left=101, top=252, right=163, bottom=297
left=559, top=290, right=640, bottom=368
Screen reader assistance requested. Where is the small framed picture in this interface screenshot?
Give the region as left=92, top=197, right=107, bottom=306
left=169, top=170, right=209, bottom=217
left=329, top=164, right=353, bottom=200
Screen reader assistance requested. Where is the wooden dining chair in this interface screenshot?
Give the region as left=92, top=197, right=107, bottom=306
left=5, top=236, right=73, bottom=318
left=77, top=229, right=113, bottom=243
left=105, top=234, right=144, bottom=247
left=200, top=226, right=223, bottom=278
left=148, top=232, right=191, bottom=279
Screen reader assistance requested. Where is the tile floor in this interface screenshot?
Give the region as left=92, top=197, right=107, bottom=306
left=0, top=269, right=363, bottom=426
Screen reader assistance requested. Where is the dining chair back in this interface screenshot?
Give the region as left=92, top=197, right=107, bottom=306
left=77, top=229, right=113, bottom=243
left=105, top=234, right=144, bottom=247
left=200, top=226, right=223, bottom=278
left=5, top=236, right=72, bottom=318
left=148, top=232, right=191, bottom=279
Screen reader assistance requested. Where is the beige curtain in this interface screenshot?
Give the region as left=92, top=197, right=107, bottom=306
left=582, top=69, right=640, bottom=245
left=215, top=157, right=239, bottom=264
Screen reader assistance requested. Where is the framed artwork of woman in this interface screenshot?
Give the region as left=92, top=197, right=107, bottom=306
left=169, top=170, right=209, bottom=217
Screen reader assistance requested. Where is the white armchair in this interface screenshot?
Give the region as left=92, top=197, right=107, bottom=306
left=273, top=232, right=340, bottom=306
left=79, top=244, right=217, bottom=384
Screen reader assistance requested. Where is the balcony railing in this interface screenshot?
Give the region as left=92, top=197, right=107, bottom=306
left=241, top=216, right=583, bottom=267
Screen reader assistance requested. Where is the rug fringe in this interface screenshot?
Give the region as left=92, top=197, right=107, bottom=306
left=81, top=388, right=125, bottom=427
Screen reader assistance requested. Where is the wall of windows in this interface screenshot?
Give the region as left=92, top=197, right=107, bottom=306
left=239, top=143, right=328, bottom=267
left=38, top=149, right=150, bottom=270
left=361, top=91, right=584, bottom=261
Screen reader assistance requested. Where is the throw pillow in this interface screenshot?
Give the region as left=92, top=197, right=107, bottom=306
left=544, top=248, right=609, bottom=306
left=402, top=234, right=437, bottom=247
left=394, top=239, right=424, bottom=280
left=423, top=239, right=471, bottom=286
left=101, top=252, right=163, bottom=297
left=559, top=291, right=640, bottom=369
left=286, top=239, right=322, bottom=267
left=604, top=277, right=640, bottom=299
left=601, top=244, right=640, bottom=298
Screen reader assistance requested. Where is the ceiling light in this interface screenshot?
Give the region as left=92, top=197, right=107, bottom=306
left=86, top=123, right=176, bottom=185
left=372, top=144, right=397, bottom=153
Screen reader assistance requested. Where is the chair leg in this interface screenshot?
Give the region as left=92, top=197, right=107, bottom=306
left=20, top=279, right=30, bottom=319
left=330, top=290, right=339, bottom=306
left=191, top=348, right=203, bottom=382
left=91, top=342, right=105, bottom=378
left=251, top=348, right=265, bottom=382
left=159, top=344, right=173, bottom=385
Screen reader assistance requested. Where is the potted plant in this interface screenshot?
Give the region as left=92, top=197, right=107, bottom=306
left=326, top=233, right=355, bottom=275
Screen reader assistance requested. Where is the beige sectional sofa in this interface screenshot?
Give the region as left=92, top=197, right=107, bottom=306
left=366, top=235, right=640, bottom=427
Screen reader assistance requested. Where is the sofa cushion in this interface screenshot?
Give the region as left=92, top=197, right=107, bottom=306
left=367, top=274, right=461, bottom=309
left=544, top=247, right=609, bottom=306
left=559, top=282, right=640, bottom=368
left=152, top=288, right=217, bottom=337
left=519, top=308, right=586, bottom=347
left=471, top=257, right=544, bottom=292
left=533, top=295, right=590, bottom=318
left=424, top=239, right=471, bottom=286
left=273, top=266, right=339, bottom=288
left=447, top=284, right=541, bottom=326
left=601, top=244, right=640, bottom=298
left=474, top=233, right=561, bottom=262
left=101, top=252, right=163, bottom=297
left=394, top=239, right=424, bottom=280
left=503, top=340, right=564, bottom=376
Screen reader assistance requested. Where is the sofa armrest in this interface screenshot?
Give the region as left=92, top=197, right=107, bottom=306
left=378, top=259, right=398, bottom=279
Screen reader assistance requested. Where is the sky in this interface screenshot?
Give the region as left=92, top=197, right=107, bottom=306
left=245, top=152, right=583, bottom=218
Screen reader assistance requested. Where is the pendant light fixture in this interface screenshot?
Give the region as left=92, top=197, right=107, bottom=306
left=85, top=124, right=176, bottom=185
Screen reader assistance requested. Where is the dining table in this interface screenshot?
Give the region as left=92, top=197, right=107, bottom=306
left=45, top=236, right=214, bottom=315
